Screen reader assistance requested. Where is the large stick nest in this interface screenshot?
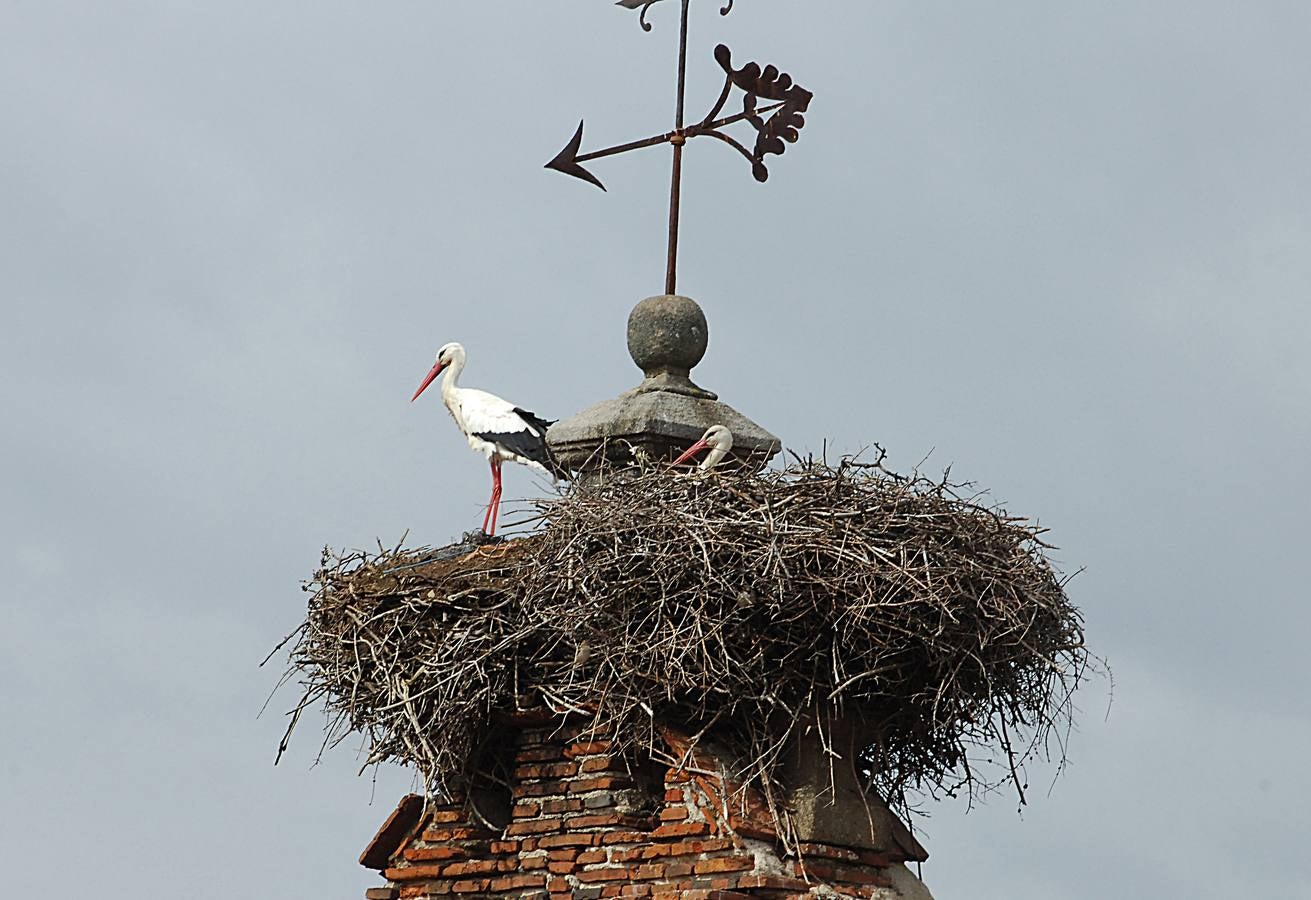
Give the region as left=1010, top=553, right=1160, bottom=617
left=279, top=455, right=1090, bottom=817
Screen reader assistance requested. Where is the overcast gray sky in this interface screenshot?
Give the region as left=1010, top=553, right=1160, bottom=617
left=3, top=2, right=1309, bottom=897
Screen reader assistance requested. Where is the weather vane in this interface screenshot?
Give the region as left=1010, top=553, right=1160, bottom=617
left=546, top=0, right=814, bottom=296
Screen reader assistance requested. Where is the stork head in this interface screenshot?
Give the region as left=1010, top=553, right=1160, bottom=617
left=671, top=424, right=734, bottom=470
left=411, top=342, right=465, bottom=401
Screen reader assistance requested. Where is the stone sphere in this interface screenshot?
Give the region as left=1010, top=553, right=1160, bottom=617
left=627, top=295, right=708, bottom=374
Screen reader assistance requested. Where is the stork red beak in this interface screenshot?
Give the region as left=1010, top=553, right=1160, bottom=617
left=671, top=438, right=710, bottom=468
left=411, top=361, right=445, bottom=401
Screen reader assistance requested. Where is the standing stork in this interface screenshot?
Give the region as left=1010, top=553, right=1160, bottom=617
left=411, top=342, right=561, bottom=537
left=671, top=425, right=734, bottom=472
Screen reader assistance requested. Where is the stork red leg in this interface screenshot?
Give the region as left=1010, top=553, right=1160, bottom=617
left=481, top=460, right=495, bottom=534
left=487, top=458, right=504, bottom=537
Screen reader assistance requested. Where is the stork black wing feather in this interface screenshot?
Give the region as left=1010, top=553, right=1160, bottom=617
left=475, top=409, right=569, bottom=479
left=513, top=408, right=556, bottom=435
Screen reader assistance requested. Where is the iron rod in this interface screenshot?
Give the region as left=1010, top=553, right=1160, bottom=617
left=665, top=0, right=692, bottom=295
left=675, top=0, right=689, bottom=130
left=694, top=102, right=785, bottom=135
left=575, top=104, right=785, bottom=164
left=666, top=141, right=684, bottom=296
left=575, top=132, right=676, bottom=163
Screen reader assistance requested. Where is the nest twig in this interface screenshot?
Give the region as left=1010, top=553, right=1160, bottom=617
left=277, top=454, right=1093, bottom=820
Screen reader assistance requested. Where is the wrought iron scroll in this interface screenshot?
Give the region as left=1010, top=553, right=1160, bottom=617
left=625, top=0, right=734, bottom=33
left=703, top=45, right=812, bottom=183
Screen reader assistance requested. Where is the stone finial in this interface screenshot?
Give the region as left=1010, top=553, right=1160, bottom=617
left=547, top=295, right=780, bottom=472
left=626, top=295, right=716, bottom=400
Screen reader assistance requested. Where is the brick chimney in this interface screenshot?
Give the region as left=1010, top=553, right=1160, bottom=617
left=359, top=720, right=934, bottom=900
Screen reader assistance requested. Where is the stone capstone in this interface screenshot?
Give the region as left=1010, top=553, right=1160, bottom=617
left=547, top=294, right=780, bottom=472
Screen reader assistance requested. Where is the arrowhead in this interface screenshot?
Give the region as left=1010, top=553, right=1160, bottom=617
left=545, top=121, right=607, bottom=191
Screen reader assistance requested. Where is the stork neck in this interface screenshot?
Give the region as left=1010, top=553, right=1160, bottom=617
left=440, top=349, right=465, bottom=403
left=702, top=446, right=728, bottom=471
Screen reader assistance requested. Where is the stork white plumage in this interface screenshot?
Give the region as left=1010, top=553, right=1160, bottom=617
left=411, top=342, right=560, bottom=537
left=671, top=424, right=734, bottom=472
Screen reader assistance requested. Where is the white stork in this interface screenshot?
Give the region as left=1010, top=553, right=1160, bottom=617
left=671, top=425, right=734, bottom=472
left=411, top=342, right=560, bottom=537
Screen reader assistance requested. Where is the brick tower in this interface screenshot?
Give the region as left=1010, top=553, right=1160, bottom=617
left=358, top=719, right=934, bottom=899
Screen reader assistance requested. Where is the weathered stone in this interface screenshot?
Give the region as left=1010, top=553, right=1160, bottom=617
left=583, top=791, right=615, bottom=809
left=781, top=723, right=929, bottom=863
left=626, top=294, right=713, bottom=399
left=548, top=387, right=779, bottom=471
left=547, top=295, right=780, bottom=472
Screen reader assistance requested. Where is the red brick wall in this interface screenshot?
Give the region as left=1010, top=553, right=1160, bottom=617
left=362, top=723, right=917, bottom=900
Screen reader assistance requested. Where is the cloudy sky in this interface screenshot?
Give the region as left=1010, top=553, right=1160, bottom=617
left=3, top=2, right=1309, bottom=897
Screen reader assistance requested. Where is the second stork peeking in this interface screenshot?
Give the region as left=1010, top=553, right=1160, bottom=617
left=671, top=424, right=734, bottom=473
